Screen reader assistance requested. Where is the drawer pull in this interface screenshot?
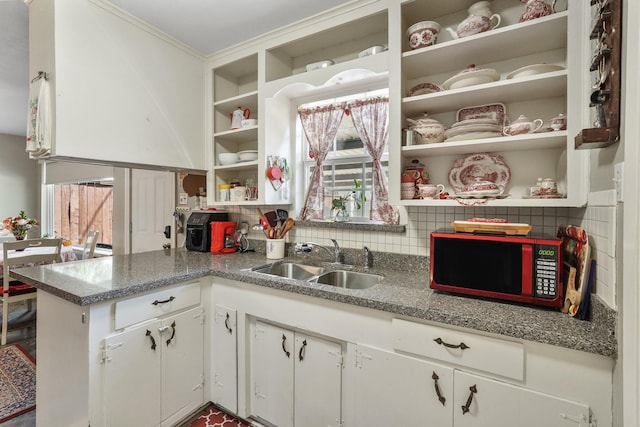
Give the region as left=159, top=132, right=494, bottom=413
left=434, top=337, right=470, bottom=350
left=152, top=296, right=175, bottom=305
left=461, top=384, right=477, bottom=414
left=281, top=334, right=290, bottom=358
left=145, top=329, right=156, bottom=351
left=432, top=371, right=446, bottom=406
left=166, top=321, right=176, bottom=346
left=298, top=339, right=307, bottom=362
left=225, top=313, right=233, bottom=334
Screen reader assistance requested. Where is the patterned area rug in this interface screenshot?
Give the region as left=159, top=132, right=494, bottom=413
left=0, top=344, right=36, bottom=423
left=188, top=405, right=252, bottom=427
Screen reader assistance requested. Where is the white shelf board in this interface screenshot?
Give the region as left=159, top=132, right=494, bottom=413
left=212, top=160, right=259, bottom=172
left=213, top=126, right=258, bottom=142
left=213, top=91, right=258, bottom=112
left=401, top=131, right=567, bottom=157
left=402, top=71, right=567, bottom=116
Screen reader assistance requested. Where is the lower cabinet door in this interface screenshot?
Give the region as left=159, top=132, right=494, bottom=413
left=160, top=307, right=205, bottom=426
left=252, top=321, right=295, bottom=427
left=212, top=304, right=238, bottom=413
left=104, top=320, right=162, bottom=427
left=294, top=333, right=342, bottom=427
left=453, top=371, right=591, bottom=427
left=351, top=344, right=453, bottom=427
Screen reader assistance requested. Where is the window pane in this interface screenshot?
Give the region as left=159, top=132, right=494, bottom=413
left=53, top=184, right=113, bottom=245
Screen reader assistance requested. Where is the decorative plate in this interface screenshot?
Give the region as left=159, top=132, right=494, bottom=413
left=444, top=124, right=502, bottom=139
left=442, top=67, right=500, bottom=90
left=444, top=131, right=503, bottom=142
left=450, top=118, right=499, bottom=128
left=506, top=64, right=565, bottom=80
left=456, top=103, right=507, bottom=128
left=448, top=153, right=511, bottom=194
left=406, top=82, right=443, bottom=97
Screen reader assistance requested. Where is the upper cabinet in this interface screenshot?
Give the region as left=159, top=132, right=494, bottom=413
left=391, top=0, right=590, bottom=207
left=27, top=0, right=206, bottom=172
left=205, top=0, right=591, bottom=208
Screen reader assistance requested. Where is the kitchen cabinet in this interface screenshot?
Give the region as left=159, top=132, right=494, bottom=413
left=211, top=304, right=238, bottom=413
left=352, top=344, right=452, bottom=426
left=27, top=0, right=205, bottom=171
left=210, top=278, right=613, bottom=427
left=34, top=279, right=206, bottom=427
left=353, top=345, right=591, bottom=427
left=391, top=0, right=590, bottom=206
left=251, top=320, right=343, bottom=427
left=103, top=306, right=205, bottom=427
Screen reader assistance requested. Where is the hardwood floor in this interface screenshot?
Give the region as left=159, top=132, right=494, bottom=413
left=0, top=305, right=36, bottom=427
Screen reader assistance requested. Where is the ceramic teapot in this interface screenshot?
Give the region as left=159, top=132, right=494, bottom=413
left=519, top=0, right=557, bottom=23
left=503, top=114, right=544, bottom=136
left=230, top=107, right=251, bottom=129
left=446, top=1, right=501, bottom=39
left=407, top=114, right=446, bottom=144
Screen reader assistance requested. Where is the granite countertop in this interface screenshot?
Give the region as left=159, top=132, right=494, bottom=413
left=12, top=248, right=617, bottom=359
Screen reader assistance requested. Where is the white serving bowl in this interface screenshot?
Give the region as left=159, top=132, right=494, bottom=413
left=218, top=152, right=239, bottom=166
left=241, top=119, right=257, bottom=128
left=443, top=64, right=499, bottom=90
left=306, top=60, right=334, bottom=72
left=358, top=45, right=387, bottom=57
left=237, top=150, right=258, bottom=162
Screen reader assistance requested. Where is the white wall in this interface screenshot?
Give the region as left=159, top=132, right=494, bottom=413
left=0, top=133, right=39, bottom=225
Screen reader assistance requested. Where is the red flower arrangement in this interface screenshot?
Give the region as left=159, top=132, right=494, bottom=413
left=3, top=211, right=38, bottom=240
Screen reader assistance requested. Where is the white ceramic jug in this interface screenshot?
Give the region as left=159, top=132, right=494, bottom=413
left=230, top=107, right=251, bottom=130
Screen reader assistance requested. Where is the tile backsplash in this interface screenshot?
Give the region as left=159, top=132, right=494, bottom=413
left=220, top=195, right=617, bottom=309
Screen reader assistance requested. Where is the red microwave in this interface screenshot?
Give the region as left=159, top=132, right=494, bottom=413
left=430, top=231, right=563, bottom=308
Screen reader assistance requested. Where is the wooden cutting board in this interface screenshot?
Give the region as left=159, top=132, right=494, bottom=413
left=451, top=221, right=532, bottom=236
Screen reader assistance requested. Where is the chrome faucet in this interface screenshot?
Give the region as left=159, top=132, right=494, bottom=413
left=294, top=239, right=342, bottom=263
left=363, top=246, right=373, bottom=269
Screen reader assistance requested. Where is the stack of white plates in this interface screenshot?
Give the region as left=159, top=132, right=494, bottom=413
left=444, top=118, right=503, bottom=142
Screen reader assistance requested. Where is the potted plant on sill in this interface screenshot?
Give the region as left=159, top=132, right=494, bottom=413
left=331, top=179, right=367, bottom=222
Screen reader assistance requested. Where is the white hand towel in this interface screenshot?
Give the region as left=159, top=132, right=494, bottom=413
left=26, top=76, right=52, bottom=156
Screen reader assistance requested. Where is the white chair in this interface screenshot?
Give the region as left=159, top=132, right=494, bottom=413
left=81, top=230, right=100, bottom=260
left=1, top=238, right=62, bottom=345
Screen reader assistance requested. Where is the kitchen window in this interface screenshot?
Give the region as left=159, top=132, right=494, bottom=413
left=297, top=89, right=397, bottom=223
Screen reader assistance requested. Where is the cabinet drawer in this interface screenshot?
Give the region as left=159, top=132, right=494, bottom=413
left=115, top=282, right=201, bottom=329
left=392, top=318, right=524, bottom=380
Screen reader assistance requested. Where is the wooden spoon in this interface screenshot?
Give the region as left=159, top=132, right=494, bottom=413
left=278, top=217, right=295, bottom=239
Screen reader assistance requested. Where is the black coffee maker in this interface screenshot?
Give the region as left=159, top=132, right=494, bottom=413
left=185, top=211, right=229, bottom=252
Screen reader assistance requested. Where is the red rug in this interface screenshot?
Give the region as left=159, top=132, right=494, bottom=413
left=188, top=406, right=252, bottom=427
left=0, top=344, right=36, bottom=423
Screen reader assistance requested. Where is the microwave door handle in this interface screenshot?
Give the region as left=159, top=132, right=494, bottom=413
left=522, top=245, right=533, bottom=296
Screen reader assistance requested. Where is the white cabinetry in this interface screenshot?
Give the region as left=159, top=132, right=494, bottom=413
left=391, top=0, right=589, bottom=206
left=210, top=279, right=613, bottom=427
left=27, top=0, right=205, bottom=171
left=211, top=304, right=238, bottom=413
left=251, top=320, right=343, bottom=427
left=104, top=306, right=205, bottom=427
left=209, top=54, right=261, bottom=204
left=35, top=280, right=205, bottom=427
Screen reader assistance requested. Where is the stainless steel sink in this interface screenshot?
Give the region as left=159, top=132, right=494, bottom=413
left=313, top=270, right=383, bottom=289
left=250, top=262, right=325, bottom=281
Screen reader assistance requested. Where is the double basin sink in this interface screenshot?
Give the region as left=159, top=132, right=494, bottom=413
left=248, top=262, right=383, bottom=290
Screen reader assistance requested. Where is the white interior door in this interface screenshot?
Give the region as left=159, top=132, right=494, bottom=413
left=131, top=169, right=175, bottom=253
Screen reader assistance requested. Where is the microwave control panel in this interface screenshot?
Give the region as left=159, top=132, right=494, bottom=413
left=533, top=244, right=560, bottom=298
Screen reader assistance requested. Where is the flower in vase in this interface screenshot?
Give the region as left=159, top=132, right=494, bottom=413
left=3, top=210, right=38, bottom=240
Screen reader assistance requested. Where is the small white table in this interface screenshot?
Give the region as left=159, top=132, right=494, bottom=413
left=0, top=243, right=77, bottom=277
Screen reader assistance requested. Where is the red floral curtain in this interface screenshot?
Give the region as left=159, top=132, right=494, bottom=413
left=348, top=96, right=399, bottom=224
left=297, top=102, right=347, bottom=220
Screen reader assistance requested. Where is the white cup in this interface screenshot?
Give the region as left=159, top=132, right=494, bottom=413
left=418, top=183, right=445, bottom=198
left=266, top=239, right=285, bottom=259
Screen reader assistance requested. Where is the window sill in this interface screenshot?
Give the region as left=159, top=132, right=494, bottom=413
left=296, top=219, right=405, bottom=233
